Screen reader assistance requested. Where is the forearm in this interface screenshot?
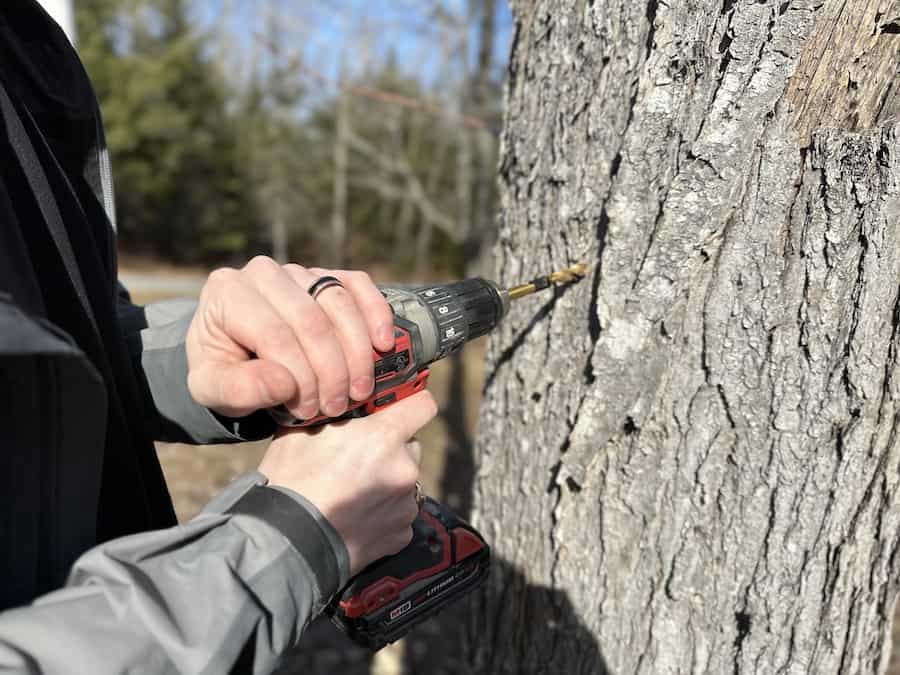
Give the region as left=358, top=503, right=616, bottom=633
left=0, top=473, right=348, bottom=675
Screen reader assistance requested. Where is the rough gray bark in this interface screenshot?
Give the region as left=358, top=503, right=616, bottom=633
left=465, top=1, right=900, bottom=673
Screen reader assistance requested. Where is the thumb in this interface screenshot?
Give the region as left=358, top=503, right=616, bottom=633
left=188, top=359, right=298, bottom=417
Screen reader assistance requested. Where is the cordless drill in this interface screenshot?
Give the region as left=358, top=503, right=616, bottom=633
left=270, top=265, right=587, bottom=650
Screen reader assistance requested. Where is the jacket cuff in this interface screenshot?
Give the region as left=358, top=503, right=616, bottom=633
left=137, top=305, right=276, bottom=444
left=268, top=485, right=351, bottom=590
left=225, top=482, right=348, bottom=599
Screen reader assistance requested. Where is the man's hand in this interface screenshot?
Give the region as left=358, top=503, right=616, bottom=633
left=186, top=256, right=395, bottom=420
left=258, top=390, right=438, bottom=576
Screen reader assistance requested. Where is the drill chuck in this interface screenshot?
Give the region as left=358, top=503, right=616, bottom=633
left=417, top=278, right=506, bottom=355
left=441, top=278, right=509, bottom=342
left=383, top=278, right=507, bottom=365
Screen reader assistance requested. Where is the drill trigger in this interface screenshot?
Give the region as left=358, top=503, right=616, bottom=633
left=366, top=369, right=430, bottom=413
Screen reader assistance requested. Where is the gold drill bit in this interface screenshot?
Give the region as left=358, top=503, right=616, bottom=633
left=507, top=263, right=588, bottom=301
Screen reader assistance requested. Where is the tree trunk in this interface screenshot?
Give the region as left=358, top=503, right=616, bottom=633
left=271, top=219, right=288, bottom=264
left=463, top=1, right=900, bottom=673
left=38, top=0, right=76, bottom=44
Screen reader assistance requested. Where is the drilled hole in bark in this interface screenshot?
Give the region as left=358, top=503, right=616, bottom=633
left=624, top=417, right=638, bottom=435
left=565, top=477, right=582, bottom=493
left=531, top=392, right=542, bottom=402
left=668, top=58, right=689, bottom=81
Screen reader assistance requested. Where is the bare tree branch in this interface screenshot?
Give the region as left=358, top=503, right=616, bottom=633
left=254, top=31, right=494, bottom=133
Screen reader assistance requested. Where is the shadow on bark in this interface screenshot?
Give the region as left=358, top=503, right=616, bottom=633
left=403, top=557, right=609, bottom=675
left=439, top=350, right=475, bottom=518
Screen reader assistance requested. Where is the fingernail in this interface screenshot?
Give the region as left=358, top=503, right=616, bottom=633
left=352, top=376, right=374, bottom=398
left=325, top=396, right=347, bottom=417
left=300, top=399, right=319, bottom=420
left=377, top=323, right=394, bottom=347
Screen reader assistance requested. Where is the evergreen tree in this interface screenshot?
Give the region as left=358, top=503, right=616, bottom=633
left=77, top=0, right=264, bottom=262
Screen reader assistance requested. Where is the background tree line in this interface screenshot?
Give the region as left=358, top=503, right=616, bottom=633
left=75, top=0, right=505, bottom=276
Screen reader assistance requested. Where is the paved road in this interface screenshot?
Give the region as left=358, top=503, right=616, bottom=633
left=119, top=271, right=204, bottom=298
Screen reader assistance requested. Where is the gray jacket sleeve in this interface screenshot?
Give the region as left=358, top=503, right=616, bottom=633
left=116, top=289, right=277, bottom=444
left=0, top=472, right=351, bottom=675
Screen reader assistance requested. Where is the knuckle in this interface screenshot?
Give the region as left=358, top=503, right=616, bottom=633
left=351, top=270, right=373, bottom=286
left=379, top=421, right=408, bottom=446
left=390, top=457, right=419, bottom=493
left=284, top=263, right=308, bottom=278
left=260, top=324, right=297, bottom=353
left=201, top=269, right=237, bottom=304
left=205, top=267, right=237, bottom=291
left=305, top=310, right=335, bottom=342
left=419, top=391, right=439, bottom=419
left=245, top=255, right=281, bottom=276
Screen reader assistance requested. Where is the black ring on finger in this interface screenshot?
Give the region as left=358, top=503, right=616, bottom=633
left=307, top=275, right=344, bottom=300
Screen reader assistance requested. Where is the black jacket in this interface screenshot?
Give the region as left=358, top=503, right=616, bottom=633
left=0, top=0, right=178, bottom=606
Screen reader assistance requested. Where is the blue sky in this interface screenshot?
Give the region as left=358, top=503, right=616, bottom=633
left=194, top=0, right=513, bottom=94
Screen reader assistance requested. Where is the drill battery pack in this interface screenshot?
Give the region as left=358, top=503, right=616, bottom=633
left=328, top=497, right=490, bottom=651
